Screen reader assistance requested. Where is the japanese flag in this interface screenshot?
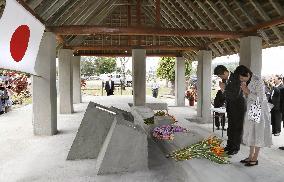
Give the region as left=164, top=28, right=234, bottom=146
left=0, top=0, right=45, bottom=75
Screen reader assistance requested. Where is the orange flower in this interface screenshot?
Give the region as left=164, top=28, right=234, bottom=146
left=211, top=146, right=224, bottom=156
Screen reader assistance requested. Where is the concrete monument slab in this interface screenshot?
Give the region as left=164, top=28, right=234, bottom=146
left=96, top=117, right=148, bottom=175
left=67, top=103, right=115, bottom=160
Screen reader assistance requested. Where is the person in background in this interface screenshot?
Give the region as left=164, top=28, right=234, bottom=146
left=235, top=65, right=272, bottom=166
left=214, top=65, right=246, bottom=155
left=213, top=89, right=226, bottom=130
left=0, top=81, right=5, bottom=115
left=269, top=75, right=283, bottom=136
left=151, top=79, right=160, bottom=98
left=264, top=79, right=273, bottom=101
left=104, top=75, right=114, bottom=96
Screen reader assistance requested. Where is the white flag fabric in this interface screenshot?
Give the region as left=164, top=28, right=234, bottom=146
left=0, top=0, right=45, bottom=75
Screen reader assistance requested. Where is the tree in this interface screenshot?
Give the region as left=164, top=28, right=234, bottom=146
left=81, top=57, right=97, bottom=78
left=80, top=56, right=117, bottom=78
left=96, top=57, right=116, bottom=74
left=118, top=57, right=129, bottom=84
left=156, top=57, right=192, bottom=95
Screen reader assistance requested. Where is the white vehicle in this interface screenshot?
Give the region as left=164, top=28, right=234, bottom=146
left=100, top=73, right=132, bottom=86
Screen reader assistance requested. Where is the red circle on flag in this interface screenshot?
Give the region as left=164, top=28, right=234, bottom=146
left=10, top=25, right=30, bottom=62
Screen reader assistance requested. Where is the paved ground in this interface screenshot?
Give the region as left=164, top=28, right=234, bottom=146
left=0, top=95, right=284, bottom=182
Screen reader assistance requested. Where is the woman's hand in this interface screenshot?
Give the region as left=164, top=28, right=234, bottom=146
left=240, top=82, right=250, bottom=96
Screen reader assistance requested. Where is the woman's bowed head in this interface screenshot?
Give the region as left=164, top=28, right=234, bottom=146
left=235, top=65, right=253, bottom=97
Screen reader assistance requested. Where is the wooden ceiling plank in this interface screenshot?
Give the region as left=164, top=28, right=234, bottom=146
left=144, top=5, right=187, bottom=53
left=50, top=0, right=81, bottom=24
left=206, top=0, right=234, bottom=31
left=161, top=1, right=197, bottom=46
left=159, top=3, right=194, bottom=46
left=56, top=0, right=89, bottom=25
left=233, top=0, right=270, bottom=44
left=219, top=0, right=245, bottom=28
left=67, top=0, right=108, bottom=25
left=195, top=1, right=223, bottom=30
left=167, top=0, right=208, bottom=46
left=175, top=0, right=205, bottom=29
left=206, top=0, right=239, bottom=52
left=28, top=0, right=44, bottom=9
left=188, top=1, right=225, bottom=53
left=249, top=0, right=284, bottom=41
left=269, top=0, right=284, bottom=16
left=67, top=0, right=119, bottom=45
left=41, top=0, right=69, bottom=21
left=144, top=6, right=183, bottom=46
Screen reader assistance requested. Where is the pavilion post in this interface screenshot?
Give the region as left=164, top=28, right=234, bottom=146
left=58, top=49, right=74, bottom=114
left=240, top=36, right=262, bottom=76
left=32, top=32, right=57, bottom=135
left=196, top=50, right=212, bottom=123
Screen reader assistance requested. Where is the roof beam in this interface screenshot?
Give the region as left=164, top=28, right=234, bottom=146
left=244, top=16, right=284, bottom=32
left=65, top=45, right=201, bottom=51
left=74, top=52, right=180, bottom=57
left=47, top=25, right=245, bottom=38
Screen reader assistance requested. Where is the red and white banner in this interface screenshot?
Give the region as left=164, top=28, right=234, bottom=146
left=0, top=0, right=45, bottom=75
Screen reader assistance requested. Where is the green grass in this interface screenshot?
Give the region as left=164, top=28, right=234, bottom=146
left=82, top=85, right=172, bottom=98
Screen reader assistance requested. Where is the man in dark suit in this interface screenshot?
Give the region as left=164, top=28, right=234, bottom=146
left=214, top=65, right=246, bottom=155
left=213, top=89, right=226, bottom=130
left=278, top=76, right=284, bottom=150
left=105, top=75, right=114, bottom=96
left=269, top=75, right=283, bottom=136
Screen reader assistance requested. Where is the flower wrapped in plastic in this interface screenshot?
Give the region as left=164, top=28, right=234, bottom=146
left=152, top=124, right=189, bottom=140
left=167, top=136, right=230, bottom=164
left=154, top=110, right=177, bottom=123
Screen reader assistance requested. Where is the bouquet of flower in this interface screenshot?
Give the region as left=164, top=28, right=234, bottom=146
left=154, top=111, right=177, bottom=123
left=153, top=124, right=189, bottom=140
left=167, top=136, right=230, bottom=164
left=185, top=89, right=195, bottom=101
left=154, top=110, right=167, bottom=116
left=144, top=116, right=154, bottom=125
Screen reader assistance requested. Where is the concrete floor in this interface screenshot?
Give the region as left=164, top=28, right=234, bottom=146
left=0, top=95, right=284, bottom=182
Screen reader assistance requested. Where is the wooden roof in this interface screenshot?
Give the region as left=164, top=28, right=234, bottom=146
left=6, top=0, right=284, bottom=60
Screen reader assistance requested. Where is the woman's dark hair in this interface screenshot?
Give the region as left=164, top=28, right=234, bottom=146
left=214, top=65, right=228, bottom=75
left=234, top=65, right=252, bottom=77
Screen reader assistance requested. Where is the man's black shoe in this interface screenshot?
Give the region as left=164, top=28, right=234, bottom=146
left=227, top=150, right=238, bottom=155
left=279, top=146, right=284, bottom=150
left=0, top=111, right=4, bottom=115
left=224, top=147, right=231, bottom=152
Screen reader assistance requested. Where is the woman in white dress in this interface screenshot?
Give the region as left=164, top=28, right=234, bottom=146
left=234, top=65, right=272, bottom=167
